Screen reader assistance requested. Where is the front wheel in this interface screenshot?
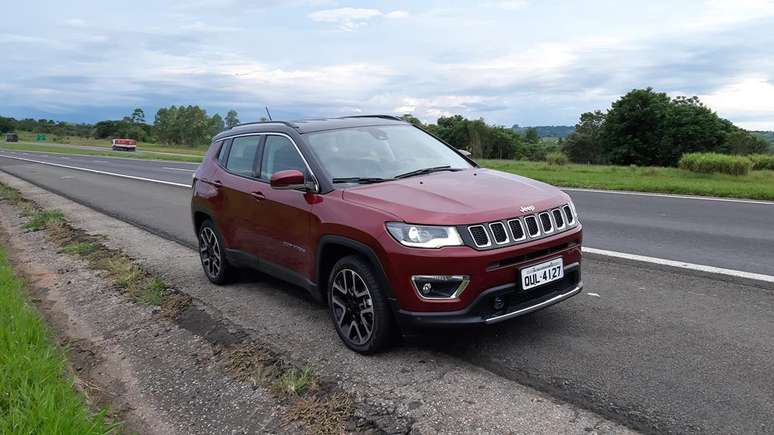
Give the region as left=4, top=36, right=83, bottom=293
left=198, top=219, right=234, bottom=284
left=328, top=256, right=394, bottom=354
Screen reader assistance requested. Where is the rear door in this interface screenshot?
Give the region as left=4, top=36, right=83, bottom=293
left=218, top=134, right=266, bottom=258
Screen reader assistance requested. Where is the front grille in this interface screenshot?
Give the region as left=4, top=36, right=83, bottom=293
left=468, top=225, right=490, bottom=247
left=562, top=205, right=575, bottom=225
left=508, top=219, right=525, bottom=241
left=552, top=209, right=565, bottom=228
left=539, top=212, right=553, bottom=233
left=489, top=222, right=509, bottom=244
left=524, top=216, right=540, bottom=237
left=464, top=203, right=578, bottom=250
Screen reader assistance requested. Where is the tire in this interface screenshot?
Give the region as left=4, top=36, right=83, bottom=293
left=198, top=219, right=234, bottom=284
left=328, top=255, right=394, bottom=354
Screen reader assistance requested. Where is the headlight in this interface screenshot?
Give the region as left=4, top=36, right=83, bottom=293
left=386, top=222, right=463, bottom=248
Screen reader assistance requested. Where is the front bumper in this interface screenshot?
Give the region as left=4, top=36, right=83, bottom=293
left=396, top=262, right=582, bottom=327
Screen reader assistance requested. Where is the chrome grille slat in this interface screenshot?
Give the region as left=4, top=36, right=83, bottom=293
left=468, top=225, right=491, bottom=247
left=524, top=215, right=540, bottom=237
left=507, top=218, right=526, bottom=241
left=489, top=222, right=509, bottom=244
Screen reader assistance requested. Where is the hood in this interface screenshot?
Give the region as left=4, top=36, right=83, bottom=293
left=341, top=168, right=569, bottom=225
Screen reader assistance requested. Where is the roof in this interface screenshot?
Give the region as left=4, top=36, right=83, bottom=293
left=213, top=115, right=408, bottom=140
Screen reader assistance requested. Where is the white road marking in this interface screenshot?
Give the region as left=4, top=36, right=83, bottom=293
left=163, top=167, right=196, bottom=172
left=583, top=247, right=774, bottom=284
left=0, top=153, right=191, bottom=188
left=564, top=187, right=774, bottom=206
left=587, top=293, right=600, bottom=297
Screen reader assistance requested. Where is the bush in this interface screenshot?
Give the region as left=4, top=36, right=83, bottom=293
left=678, top=153, right=752, bottom=176
left=748, top=154, right=774, bottom=171
left=545, top=152, right=568, bottom=165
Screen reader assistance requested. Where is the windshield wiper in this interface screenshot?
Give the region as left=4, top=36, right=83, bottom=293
left=332, top=177, right=392, bottom=184
left=394, top=165, right=460, bottom=179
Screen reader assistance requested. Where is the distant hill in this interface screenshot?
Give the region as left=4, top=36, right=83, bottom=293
left=512, top=124, right=575, bottom=139
left=752, top=131, right=774, bottom=144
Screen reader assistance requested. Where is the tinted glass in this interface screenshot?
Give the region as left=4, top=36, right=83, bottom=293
left=305, top=125, right=472, bottom=180
left=226, top=136, right=260, bottom=177
left=260, top=135, right=306, bottom=179
left=216, top=140, right=230, bottom=165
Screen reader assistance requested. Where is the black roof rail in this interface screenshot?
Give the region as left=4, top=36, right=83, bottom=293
left=338, top=114, right=405, bottom=121
left=230, top=120, right=298, bottom=129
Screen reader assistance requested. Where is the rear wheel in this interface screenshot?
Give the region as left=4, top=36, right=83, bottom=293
left=198, top=219, right=234, bottom=284
left=328, top=256, right=394, bottom=353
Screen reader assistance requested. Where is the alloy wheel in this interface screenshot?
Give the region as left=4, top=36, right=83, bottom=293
left=199, top=226, right=222, bottom=279
left=331, top=268, right=375, bottom=346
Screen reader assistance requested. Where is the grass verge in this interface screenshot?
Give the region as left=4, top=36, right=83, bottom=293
left=2, top=180, right=359, bottom=434
left=0, top=245, right=114, bottom=434
left=479, top=159, right=774, bottom=200
left=0, top=142, right=203, bottom=163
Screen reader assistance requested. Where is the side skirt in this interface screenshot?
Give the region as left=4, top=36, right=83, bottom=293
left=224, top=249, right=322, bottom=303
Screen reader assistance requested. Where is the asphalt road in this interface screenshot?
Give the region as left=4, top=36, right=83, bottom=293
left=0, top=153, right=774, bottom=434
left=1, top=149, right=773, bottom=276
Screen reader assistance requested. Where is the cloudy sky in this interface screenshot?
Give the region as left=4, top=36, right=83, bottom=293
left=2, top=0, right=774, bottom=129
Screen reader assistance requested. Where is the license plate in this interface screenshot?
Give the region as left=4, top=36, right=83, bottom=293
left=520, top=258, right=564, bottom=291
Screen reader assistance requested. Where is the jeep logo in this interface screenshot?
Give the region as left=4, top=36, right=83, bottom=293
left=520, top=205, right=536, bottom=213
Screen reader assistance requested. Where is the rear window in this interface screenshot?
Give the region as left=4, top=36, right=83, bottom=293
left=225, top=136, right=260, bottom=177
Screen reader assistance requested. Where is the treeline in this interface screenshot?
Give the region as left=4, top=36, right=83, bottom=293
left=0, top=106, right=242, bottom=147
left=401, top=114, right=558, bottom=160
left=562, top=88, right=771, bottom=166
left=512, top=124, right=575, bottom=139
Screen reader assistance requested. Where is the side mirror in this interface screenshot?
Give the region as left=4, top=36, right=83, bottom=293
left=270, top=169, right=308, bottom=190
left=457, top=149, right=472, bottom=157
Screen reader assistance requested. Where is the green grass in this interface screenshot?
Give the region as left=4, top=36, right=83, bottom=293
left=23, top=210, right=65, bottom=232
left=0, top=245, right=114, bottom=434
left=140, top=278, right=166, bottom=306
left=274, top=366, right=316, bottom=396
left=15, top=131, right=207, bottom=156
left=479, top=159, right=774, bottom=200
left=1, top=141, right=203, bottom=163
left=62, top=242, right=98, bottom=256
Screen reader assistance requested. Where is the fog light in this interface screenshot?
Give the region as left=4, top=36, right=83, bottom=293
left=411, top=275, right=470, bottom=299
left=493, top=296, right=505, bottom=311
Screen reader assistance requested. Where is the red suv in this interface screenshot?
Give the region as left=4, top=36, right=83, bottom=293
left=192, top=116, right=583, bottom=353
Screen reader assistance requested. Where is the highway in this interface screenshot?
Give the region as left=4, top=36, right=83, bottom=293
left=1, top=149, right=773, bottom=276
left=2, top=150, right=774, bottom=434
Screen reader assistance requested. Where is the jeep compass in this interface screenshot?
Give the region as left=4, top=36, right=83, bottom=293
left=191, top=116, right=583, bottom=353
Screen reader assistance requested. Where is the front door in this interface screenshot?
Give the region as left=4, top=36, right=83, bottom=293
left=255, top=134, right=315, bottom=277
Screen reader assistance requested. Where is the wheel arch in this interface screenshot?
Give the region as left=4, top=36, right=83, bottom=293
left=316, top=235, right=396, bottom=306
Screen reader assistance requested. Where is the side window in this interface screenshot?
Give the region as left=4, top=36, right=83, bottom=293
left=217, top=139, right=231, bottom=166
left=225, top=136, right=260, bottom=177
left=260, top=135, right=306, bottom=180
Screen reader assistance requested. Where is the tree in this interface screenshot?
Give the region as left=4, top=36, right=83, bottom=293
left=208, top=113, right=225, bottom=137
left=600, top=88, right=673, bottom=166
left=225, top=110, right=240, bottom=129
left=0, top=116, right=15, bottom=133
left=563, top=111, right=606, bottom=164
left=130, top=108, right=145, bottom=124
left=725, top=128, right=770, bottom=155
left=400, top=113, right=423, bottom=127
left=524, top=127, right=540, bottom=144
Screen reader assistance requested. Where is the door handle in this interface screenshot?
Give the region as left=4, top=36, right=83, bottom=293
left=212, top=179, right=223, bottom=186
left=250, top=191, right=265, bottom=201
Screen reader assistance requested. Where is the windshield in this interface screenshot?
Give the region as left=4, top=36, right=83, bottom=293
left=304, top=125, right=473, bottom=181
